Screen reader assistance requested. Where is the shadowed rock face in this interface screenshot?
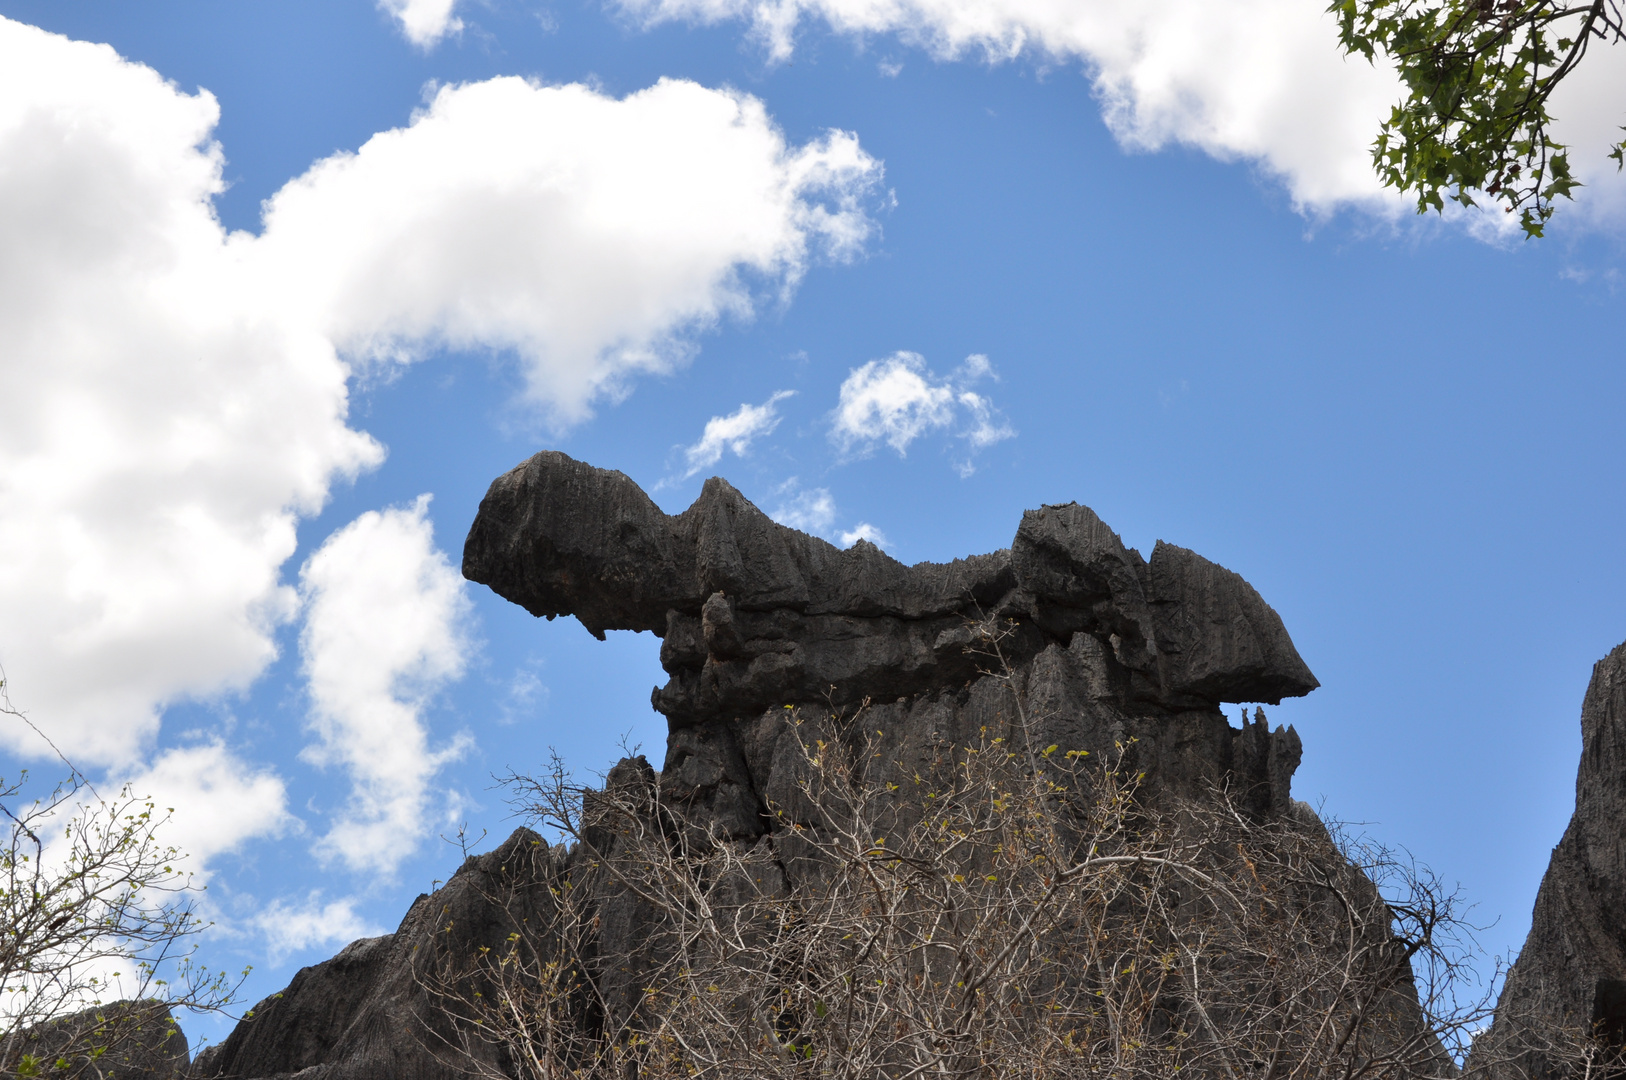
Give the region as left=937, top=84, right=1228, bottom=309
left=1476, top=640, right=1626, bottom=1073
left=195, top=451, right=1324, bottom=1080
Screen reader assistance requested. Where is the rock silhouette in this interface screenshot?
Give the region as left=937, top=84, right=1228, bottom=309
left=194, top=451, right=1335, bottom=1079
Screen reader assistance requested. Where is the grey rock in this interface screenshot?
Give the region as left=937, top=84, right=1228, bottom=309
left=1146, top=541, right=1320, bottom=706
left=463, top=451, right=1318, bottom=725
left=459, top=452, right=694, bottom=637
left=1477, top=640, right=1626, bottom=1073
left=460, top=453, right=1009, bottom=639
left=1009, top=502, right=1159, bottom=671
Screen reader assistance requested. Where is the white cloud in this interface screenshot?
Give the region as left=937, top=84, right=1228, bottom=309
left=497, top=661, right=550, bottom=726
left=832, top=352, right=955, bottom=454
left=614, top=0, right=1422, bottom=215
left=839, top=522, right=889, bottom=548
left=255, top=893, right=383, bottom=963
left=831, top=351, right=1012, bottom=465
left=4, top=754, right=290, bottom=1019
left=954, top=354, right=1015, bottom=460
left=0, top=15, right=881, bottom=782
left=769, top=483, right=889, bottom=549
left=257, top=77, right=881, bottom=427
left=298, top=497, right=473, bottom=876
left=617, top=0, right=1626, bottom=225
left=1544, top=48, right=1626, bottom=230
left=0, top=18, right=382, bottom=768
left=681, top=390, right=795, bottom=477
left=772, top=485, right=838, bottom=533
left=114, top=743, right=293, bottom=876
left=379, top=0, right=464, bottom=47
left=955, top=352, right=994, bottom=382
left=958, top=390, right=1015, bottom=446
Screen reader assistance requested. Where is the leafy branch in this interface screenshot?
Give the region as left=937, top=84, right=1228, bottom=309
left=1334, top=0, right=1625, bottom=235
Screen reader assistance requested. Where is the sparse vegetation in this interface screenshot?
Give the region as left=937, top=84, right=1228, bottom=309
left=419, top=622, right=1550, bottom=1080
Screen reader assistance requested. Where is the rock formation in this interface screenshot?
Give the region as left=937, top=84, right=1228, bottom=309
left=462, top=450, right=1317, bottom=824
left=1476, top=640, right=1626, bottom=1073
left=193, top=450, right=1338, bottom=1080
left=190, top=829, right=566, bottom=1080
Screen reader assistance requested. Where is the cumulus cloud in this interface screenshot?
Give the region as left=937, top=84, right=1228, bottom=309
left=771, top=484, right=838, bottom=533
left=769, top=482, right=889, bottom=549
left=839, top=522, right=889, bottom=548
left=0, top=12, right=880, bottom=796
left=379, top=0, right=463, bottom=47
left=680, top=390, right=795, bottom=478
left=12, top=749, right=291, bottom=1012
left=615, top=0, right=1424, bottom=214
left=493, top=656, right=552, bottom=727
left=0, top=18, right=382, bottom=768
left=1543, top=50, right=1626, bottom=229
left=258, top=77, right=881, bottom=426
left=832, top=352, right=955, bottom=454
left=618, top=0, right=1626, bottom=224
left=831, top=351, right=1013, bottom=468
left=255, top=893, right=383, bottom=963
left=955, top=390, right=1015, bottom=474
left=114, top=743, right=293, bottom=874
left=298, top=497, right=472, bottom=876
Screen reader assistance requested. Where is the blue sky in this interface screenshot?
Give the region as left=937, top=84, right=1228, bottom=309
left=2, top=0, right=1625, bottom=1045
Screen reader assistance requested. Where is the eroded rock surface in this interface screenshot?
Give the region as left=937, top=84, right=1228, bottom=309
left=1476, top=640, right=1626, bottom=1073
left=463, top=451, right=1316, bottom=825
left=465, top=451, right=1315, bottom=708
